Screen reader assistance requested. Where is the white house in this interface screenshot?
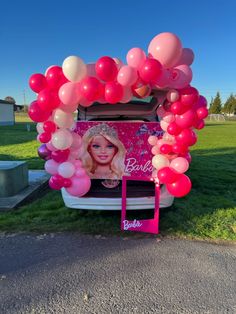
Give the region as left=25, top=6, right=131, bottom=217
left=0, top=99, right=15, bottom=126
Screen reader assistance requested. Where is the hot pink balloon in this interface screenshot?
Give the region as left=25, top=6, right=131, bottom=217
left=175, top=109, right=197, bottom=129
left=176, top=129, right=197, bottom=146
left=180, top=86, right=199, bottom=107
left=166, top=174, right=192, bottom=197
left=170, top=157, right=189, bottom=174
left=104, top=82, right=123, bottom=104
left=43, top=121, right=57, bottom=133
left=37, top=88, right=61, bottom=111
left=51, top=149, right=70, bottom=163
left=65, top=175, right=91, bottom=197
left=138, top=58, right=162, bottom=83
left=28, top=101, right=51, bottom=122
left=80, top=76, right=103, bottom=101
left=196, top=107, right=208, bottom=119
left=154, top=68, right=171, bottom=88
left=29, top=73, right=47, bottom=93
left=95, top=56, right=118, bottom=82
left=49, top=174, right=64, bottom=190
left=126, top=48, right=146, bottom=68
left=117, top=65, right=138, bottom=86
left=148, top=32, right=182, bottom=68
left=46, top=66, right=67, bottom=89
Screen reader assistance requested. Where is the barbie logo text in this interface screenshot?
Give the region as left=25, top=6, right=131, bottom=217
left=125, top=158, right=153, bottom=173
left=123, top=219, right=142, bottom=230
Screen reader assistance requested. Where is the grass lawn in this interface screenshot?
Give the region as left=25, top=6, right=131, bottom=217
left=0, top=113, right=236, bottom=241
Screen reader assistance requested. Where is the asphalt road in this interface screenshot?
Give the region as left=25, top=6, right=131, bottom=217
left=0, top=233, right=235, bottom=314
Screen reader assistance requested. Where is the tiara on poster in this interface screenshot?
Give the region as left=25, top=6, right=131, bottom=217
left=88, top=123, right=118, bottom=138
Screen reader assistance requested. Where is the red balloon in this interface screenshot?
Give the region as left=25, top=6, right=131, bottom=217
left=170, top=101, right=187, bottom=115
left=175, top=109, right=197, bottom=129
left=157, top=167, right=180, bottom=184
left=28, top=101, right=51, bottom=122
left=167, top=122, right=182, bottom=136
left=166, top=174, right=192, bottom=197
left=43, top=121, right=57, bottom=133
left=196, top=107, right=208, bottom=119
left=104, top=82, right=123, bottom=104
left=49, top=174, right=64, bottom=190
left=37, top=88, right=61, bottom=111
left=95, top=56, right=118, bottom=82
left=39, top=132, right=52, bottom=143
left=180, top=86, right=199, bottom=107
left=29, top=73, right=47, bottom=93
left=80, top=76, right=103, bottom=101
left=176, top=128, right=197, bottom=146
left=51, top=149, right=70, bottom=163
left=172, top=143, right=188, bottom=154
left=160, top=144, right=172, bottom=154
left=46, top=66, right=67, bottom=89
left=138, top=58, right=162, bottom=83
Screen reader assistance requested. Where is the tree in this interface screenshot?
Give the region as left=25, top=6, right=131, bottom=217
left=4, top=96, right=16, bottom=104
left=223, top=94, right=235, bottom=115
left=209, top=92, right=222, bottom=114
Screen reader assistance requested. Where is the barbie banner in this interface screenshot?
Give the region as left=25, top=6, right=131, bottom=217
left=75, top=121, right=163, bottom=180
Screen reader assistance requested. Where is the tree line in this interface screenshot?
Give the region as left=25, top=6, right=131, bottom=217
left=209, top=92, right=236, bottom=115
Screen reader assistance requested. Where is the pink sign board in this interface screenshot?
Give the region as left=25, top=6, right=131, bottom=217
left=75, top=121, right=163, bottom=180
left=121, top=176, right=160, bottom=234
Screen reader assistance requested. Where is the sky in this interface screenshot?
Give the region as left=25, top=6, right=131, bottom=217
left=0, top=0, right=236, bottom=106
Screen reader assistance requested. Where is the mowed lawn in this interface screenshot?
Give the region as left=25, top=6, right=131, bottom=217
left=0, top=113, right=236, bottom=241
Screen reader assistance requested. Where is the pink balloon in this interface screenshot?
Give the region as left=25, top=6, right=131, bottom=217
left=166, top=174, right=192, bottom=197
left=170, top=157, right=189, bottom=174
left=169, top=65, right=193, bottom=89
left=120, top=86, right=133, bottom=103
left=154, top=68, right=171, bottom=88
left=46, top=66, right=67, bottom=89
left=58, top=101, right=79, bottom=113
left=43, top=121, right=57, bottom=133
left=39, top=131, right=51, bottom=143
left=126, top=47, right=146, bottom=68
left=71, top=133, right=82, bottom=149
left=51, top=149, right=70, bottom=163
left=117, top=65, right=138, bottom=86
left=175, top=109, right=197, bottom=129
left=44, top=159, right=59, bottom=175
left=148, top=32, right=182, bottom=68
left=170, top=101, right=187, bottom=115
left=180, top=86, right=199, bottom=107
left=75, top=167, right=87, bottom=177
left=175, top=48, right=194, bottom=66
left=65, top=175, right=91, bottom=197
left=46, top=141, right=58, bottom=152
left=157, top=167, right=180, bottom=184
left=167, top=122, right=182, bottom=136
left=59, top=82, right=81, bottom=106
left=49, top=174, right=64, bottom=190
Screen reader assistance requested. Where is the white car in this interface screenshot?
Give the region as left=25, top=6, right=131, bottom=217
left=61, top=93, right=174, bottom=210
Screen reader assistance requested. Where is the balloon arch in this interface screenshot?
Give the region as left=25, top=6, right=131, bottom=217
left=28, top=32, right=208, bottom=199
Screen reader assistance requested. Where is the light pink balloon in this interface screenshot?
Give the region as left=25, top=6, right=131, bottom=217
left=151, top=145, right=160, bottom=155
left=148, top=32, right=182, bottom=68
left=120, top=86, right=133, bottom=103
left=58, top=161, right=75, bottom=178
left=46, top=141, right=58, bottom=152
left=175, top=48, right=194, bottom=66
left=162, top=112, right=175, bottom=123
left=162, top=132, right=175, bottom=143
left=152, top=154, right=170, bottom=170
left=71, top=133, right=82, bottom=149
left=166, top=89, right=179, bottom=102
left=160, top=120, right=169, bottom=132
left=58, top=102, right=78, bottom=113
left=65, top=175, right=91, bottom=197
left=126, top=47, right=146, bottom=68
left=51, top=129, right=73, bottom=150
left=169, top=65, right=193, bottom=89
left=148, top=135, right=158, bottom=146
left=117, top=65, right=138, bottom=87
left=44, top=159, right=59, bottom=175
left=59, top=82, right=81, bottom=106
left=170, top=157, right=189, bottom=173
left=79, top=97, right=93, bottom=107
left=75, top=167, right=87, bottom=177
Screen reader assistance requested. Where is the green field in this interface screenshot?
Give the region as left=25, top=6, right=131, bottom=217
left=0, top=113, right=236, bottom=241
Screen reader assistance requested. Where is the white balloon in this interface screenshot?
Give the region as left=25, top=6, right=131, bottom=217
left=58, top=161, right=75, bottom=178
left=166, top=89, right=179, bottom=102
left=152, top=154, right=170, bottom=170
left=53, top=109, right=74, bottom=129
left=36, top=122, right=44, bottom=134
left=62, top=56, right=87, bottom=82
left=51, top=129, right=73, bottom=150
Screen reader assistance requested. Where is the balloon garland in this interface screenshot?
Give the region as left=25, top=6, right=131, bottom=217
left=28, top=32, right=208, bottom=198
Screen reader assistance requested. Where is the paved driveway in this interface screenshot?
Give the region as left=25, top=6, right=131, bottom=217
left=0, top=233, right=235, bottom=313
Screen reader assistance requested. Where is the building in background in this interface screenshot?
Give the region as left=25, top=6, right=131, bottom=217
left=0, top=97, right=23, bottom=126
